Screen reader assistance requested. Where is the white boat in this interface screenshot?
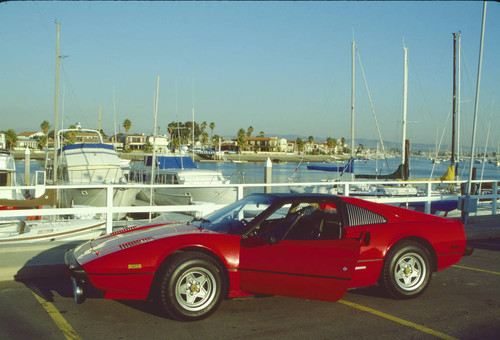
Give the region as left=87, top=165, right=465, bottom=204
left=0, top=218, right=105, bottom=244
left=52, top=128, right=139, bottom=219
left=0, top=150, right=24, bottom=202
left=133, top=154, right=237, bottom=205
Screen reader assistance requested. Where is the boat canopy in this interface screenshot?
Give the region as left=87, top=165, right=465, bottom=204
left=307, top=157, right=354, bottom=173
left=145, top=155, right=197, bottom=170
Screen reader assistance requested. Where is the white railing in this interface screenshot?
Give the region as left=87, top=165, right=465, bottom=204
left=0, top=179, right=498, bottom=234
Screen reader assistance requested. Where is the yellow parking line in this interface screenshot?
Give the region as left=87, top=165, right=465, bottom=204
left=339, top=300, right=457, bottom=340
left=32, top=292, right=81, bottom=340
left=452, top=265, right=500, bottom=275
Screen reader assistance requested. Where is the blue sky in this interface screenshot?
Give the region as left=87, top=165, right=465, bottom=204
left=1, top=1, right=499, bottom=149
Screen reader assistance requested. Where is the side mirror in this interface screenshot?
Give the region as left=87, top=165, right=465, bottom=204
left=267, top=235, right=279, bottom=246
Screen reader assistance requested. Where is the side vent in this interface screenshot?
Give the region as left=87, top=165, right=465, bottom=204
left=119, top=237, right=153, bottom=250
left=346, top=204, right=387, bottom=227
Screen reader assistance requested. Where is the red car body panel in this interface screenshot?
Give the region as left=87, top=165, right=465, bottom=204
left=240, top=238, right=360, bottom=301
left=341, top=197, right=466, bottom=288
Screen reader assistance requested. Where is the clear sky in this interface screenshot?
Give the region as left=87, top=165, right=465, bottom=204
left=1, top=1, right=499, bottom=149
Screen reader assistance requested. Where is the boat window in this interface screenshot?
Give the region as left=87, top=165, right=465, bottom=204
left=0, top=173, right=7, bottom=186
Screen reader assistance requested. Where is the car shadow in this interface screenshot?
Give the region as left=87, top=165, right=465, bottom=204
left=466, top=238, right=500, bottom=251
left=347, top=285, right=388, bottom=298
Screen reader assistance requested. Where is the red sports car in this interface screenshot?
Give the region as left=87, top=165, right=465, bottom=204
left=65, top=193, right=471, bottom=321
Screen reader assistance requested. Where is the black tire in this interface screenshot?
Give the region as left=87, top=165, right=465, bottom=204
left=380, top=241, right=432, bottom=299
left=159, top=253, right=225, bottom=321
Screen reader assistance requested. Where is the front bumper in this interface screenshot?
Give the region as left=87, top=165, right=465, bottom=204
left=65, top=248, right=87, bottom=304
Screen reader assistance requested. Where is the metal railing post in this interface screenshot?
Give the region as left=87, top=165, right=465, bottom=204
left=424, top=182, right=432, bottom=215
left=493, top=181, right=498, bottom=215
left=106, top=185, right=114, bottom=234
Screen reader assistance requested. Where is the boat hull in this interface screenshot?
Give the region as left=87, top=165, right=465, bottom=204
left=59, top=187, right=140, bottom=219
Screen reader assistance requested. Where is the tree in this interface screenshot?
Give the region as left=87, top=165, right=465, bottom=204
left=41, top=120, right=51, bottom=135
left=237, top=128, right=246, bottom=153
left=258, top=131, right=265, bottom=137
left=237, top=135, right=246, bottom=153
left=5, top=129, right=17, bottom=150
left=247, top=126, right=254, bottom=138
left=201, top=121, right=207, bottom=134
left=201, top=132, right=209, bottom=146
left=209, top=122, right=215, bottom=139
left=123, top=119, right=132, bottom=149
left=38, top=134, right=48, bottom=150
left=326, top=137, right=337, bottom=154
left=296, top=137, right=304, bottom=153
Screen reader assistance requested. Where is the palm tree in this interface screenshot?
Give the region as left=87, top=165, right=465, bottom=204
left=209, top=122, right=215, bottom=139
left=258, top=131, right=265, bottom=137
left=40, top=120, right=51, bottom=135
left=201, top=132, right=209, bottom=146
left=296, top=137, right=304, bottom=154
left=247, top=126, right=254, bottom=138
left=5, top=129, right=17, bottom=150
left=326, top=137, right=337, bottom=154
left=123, top=119, right=132, bottom=149
left=38, top=135, right=48, bottom=150
left=237, top=128, right=246, bottom=153
left=201, top=121, right=207, bottom=134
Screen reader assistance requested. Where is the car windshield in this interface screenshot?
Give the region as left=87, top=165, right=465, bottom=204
left=200, top=195, right=277, bottom=235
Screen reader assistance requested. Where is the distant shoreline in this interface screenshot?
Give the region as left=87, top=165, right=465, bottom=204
left=11, top=149, right=350, bottom=164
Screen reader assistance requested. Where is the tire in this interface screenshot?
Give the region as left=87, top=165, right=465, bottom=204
left=159, top=253, right=225, bottom=321
left=380, top=241, right=432, bottom=299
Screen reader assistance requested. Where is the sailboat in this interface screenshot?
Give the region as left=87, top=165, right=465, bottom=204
left=290, top=42, right=417, bottom=197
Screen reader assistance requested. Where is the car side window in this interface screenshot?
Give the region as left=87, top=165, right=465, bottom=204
left=283, top=202, right=342, bottom=241
left=345, top=203, right=387, bottom=227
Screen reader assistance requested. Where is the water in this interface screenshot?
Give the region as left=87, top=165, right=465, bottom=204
left=16, top=156, right=500, bottom=187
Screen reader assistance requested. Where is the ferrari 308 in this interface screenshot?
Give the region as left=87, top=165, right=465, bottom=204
left=65, top=193, right=471, bottom=321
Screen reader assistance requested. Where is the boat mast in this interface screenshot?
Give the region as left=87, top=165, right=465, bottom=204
left=350, top=39, right=355, bottom=180
left=457, top=32, right=462, bottom=166
left=401, top=45, right=408, bottom=168
left=149, top=75, right=160, bottom=221
left=464, top=1, right=487, bottom=223
left=451, top=33, right=458, bottom=172
left=53, top=21, right=61, bottom=184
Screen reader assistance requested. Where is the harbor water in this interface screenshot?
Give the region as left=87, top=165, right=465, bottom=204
left=16, top=156, right=500, bottom=188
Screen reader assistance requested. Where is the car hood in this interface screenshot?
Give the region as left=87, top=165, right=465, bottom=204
left=74, top=222, right=210, bottom=263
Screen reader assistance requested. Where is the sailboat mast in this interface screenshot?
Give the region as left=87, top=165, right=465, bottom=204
left=149, top=75, right=160, bottom=221
left=351, top=40, right=355, bottom=160
left=53, top=21, right=61, bottom=184
left=451, top=33, right=458, bottom=168
left=401, top=46, right=408, bottom=166
left=457, top=32, right=462, bottom=165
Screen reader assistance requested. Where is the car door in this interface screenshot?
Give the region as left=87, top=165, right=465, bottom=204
left=239, top=237, right=360, bottom=302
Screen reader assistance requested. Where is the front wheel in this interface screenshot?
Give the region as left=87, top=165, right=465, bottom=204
left=380, top=241, right=432, bottom=299
left=159, top=253, right=225, bottom=321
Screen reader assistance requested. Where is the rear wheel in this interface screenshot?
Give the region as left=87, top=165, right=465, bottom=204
left=380, top=241, right=432, bottom=299
left=159, top=253, right=225, bottom=321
